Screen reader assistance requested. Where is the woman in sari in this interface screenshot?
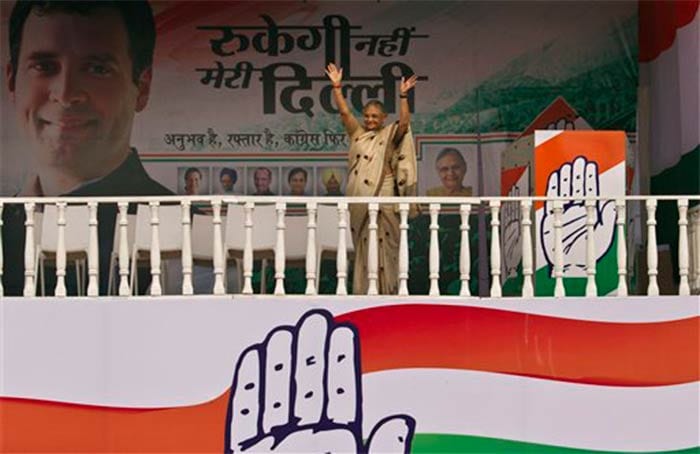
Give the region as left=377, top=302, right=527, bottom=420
left=325, top=63, right=418, bottom=295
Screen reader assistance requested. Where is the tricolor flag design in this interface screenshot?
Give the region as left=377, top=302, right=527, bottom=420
left=1, top=298, right=698, bottom=452
left=534, top=130, right=626, bottom=296
left=638, top=0, right=699, bottom=267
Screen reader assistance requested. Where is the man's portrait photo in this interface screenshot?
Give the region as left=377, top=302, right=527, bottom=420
left=2, top=0, right=173, bottom=295
left=283, top=166, right=312, bottom=196
left=317, top=167, right=345, bottom=196
left=247, top=166, right=278, bottom=195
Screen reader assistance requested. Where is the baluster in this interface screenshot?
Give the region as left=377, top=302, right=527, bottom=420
left=692, top=209, right=700, bottom=292
left=23, top=202, right=36, bottom=297
left=585, top=199, right=597, bottom=297
left=689, top=210, right=696, bottom=292
left=274, top=202, right=287, bottom=295
left=429, top=203, right=440, bottom=296
left=87, top=202, right=99, bottom=296
left=646, top=199, right=659, bottom=296
left=615, top=199, right=628, bottom=296
left=336, top=202, right=349, bottom=296
left=455, top=204, right=473, bottom=297
left=398, top=203, right=409, bottom=296
left=181, top=201, right=193, bottom=295
left=521, top=200, right=534, bottom=297
left=149, top=202, right=162, bottom=296
left=212, top=200, right=225, bottom=295
left=54, top=203, right=67, bottom=297
left=367, top=203, right=379, bottom=296
left=459, top=204, right=472, bottom=296
left=0, top=203, right=3, bottom=297
left=242, top=202, right=254, bottom=295
left=489, top=200, right=502, bottom=297
left=117, top=202, right=130, bottom=296
left=305, top=202, right=317, bottom=295
left=553, top=200, right=565, bottom=297
left=678, top=199, right=690, bottom=296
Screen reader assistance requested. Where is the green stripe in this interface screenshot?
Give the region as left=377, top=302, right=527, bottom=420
left=651, top=146, right=700, bottom=197
left=412, top=433, right=700, bottom=453
left=534, top=234, right=619, bottom=296
left=650, top=146, right=699, bottom=282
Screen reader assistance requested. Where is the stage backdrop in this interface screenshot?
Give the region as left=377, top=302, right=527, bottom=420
left=1, top=1, right=638, bottom=196
left=1, top=296, right=698, bottom=453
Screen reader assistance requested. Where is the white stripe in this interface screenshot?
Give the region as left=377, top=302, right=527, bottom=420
left=534, top=130, right=563, bottom=147
left=0, top=298, right=698, bottom=407
left=646, top=12, right=699, bottom=176
left=363, top=369, right=699, bottom=452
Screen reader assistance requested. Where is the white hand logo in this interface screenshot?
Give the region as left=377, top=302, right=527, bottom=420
left=225, top=310, right=415, bottom=453
left=540, top=156, right=616, bottom=277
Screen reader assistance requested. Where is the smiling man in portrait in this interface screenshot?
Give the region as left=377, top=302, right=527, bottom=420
left=3, top=0, right=172, bottom=295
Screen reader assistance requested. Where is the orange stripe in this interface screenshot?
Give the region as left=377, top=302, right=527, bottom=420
left=533, top=131, right=626, bottom=210
left=1, top=392, right=230, bottom=453
left=337, top=305, right=699, bottom=386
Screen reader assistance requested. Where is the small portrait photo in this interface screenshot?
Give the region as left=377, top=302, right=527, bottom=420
left=283, top=166, right=313, bottom=196
left=419, top=144, right=477, bottom=197
left=317, top=167, right=346, bottom=196
left=178, top=166, right=210, bottom=195
left=214, top=166, right=243, bottom=195
left=247, top=166, right=279, bottom=195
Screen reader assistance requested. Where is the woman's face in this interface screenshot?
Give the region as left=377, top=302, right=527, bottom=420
left=289, top=171, right=307, bottom=195
left=362, top=105, right=386, bottom=131
left=436, top=153, right=466, bottom=192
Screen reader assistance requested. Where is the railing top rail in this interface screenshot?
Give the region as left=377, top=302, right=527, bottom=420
left=1, top=194, right=699, bottom=205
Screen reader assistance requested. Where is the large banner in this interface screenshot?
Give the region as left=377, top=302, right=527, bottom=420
left=0, top=1, right=638, bottom=196
left=1, top=297, right=698, bottom=452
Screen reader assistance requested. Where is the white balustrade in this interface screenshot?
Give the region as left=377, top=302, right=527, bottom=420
left=212, top=200, right=225, bottom=295
left=87, top=202, right=99, bottom=297
left=149, top=202, right=162, bottom=296
left=242, top=202, right=254, bottom=295
left=1, top=195, right=698, bottom=299
left=615, top=199, right=628, bottom=296
left=54, top=202, right=67, bottom=297
left=23, top=202, right=36, bottom=297
left=459, top=204, right=472, bottom=297
left=677, top=199, right=689, bottom=296
left=336, top=202, right=349, bottom=296
left=646, top=199, right=659, bottom=296
left=274, top=202, right=287, bottom=296
left=367, top=203, right=379, bottom=296
left=398, top=203, right=410, bottom=296
left=585, top=199, right=597, bottom=297
left=181, top=201, right=193, bottom=296
left=552, top=200, right=565, bottom=297
left=521, top=200, right=534, bottom=298
left=305, top=202, right=317, bottom=296
left=489, top=201, right=501, bottom=298
left=428, top=203, right=440, bottom=296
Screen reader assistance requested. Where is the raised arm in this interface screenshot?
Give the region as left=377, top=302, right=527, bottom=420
left=394, top=74, right=418, bottom=145
left=325, top=63, right=360, bottom=137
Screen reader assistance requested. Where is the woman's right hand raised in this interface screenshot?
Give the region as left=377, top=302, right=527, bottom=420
left=325, top=63, right=343, bottom=85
